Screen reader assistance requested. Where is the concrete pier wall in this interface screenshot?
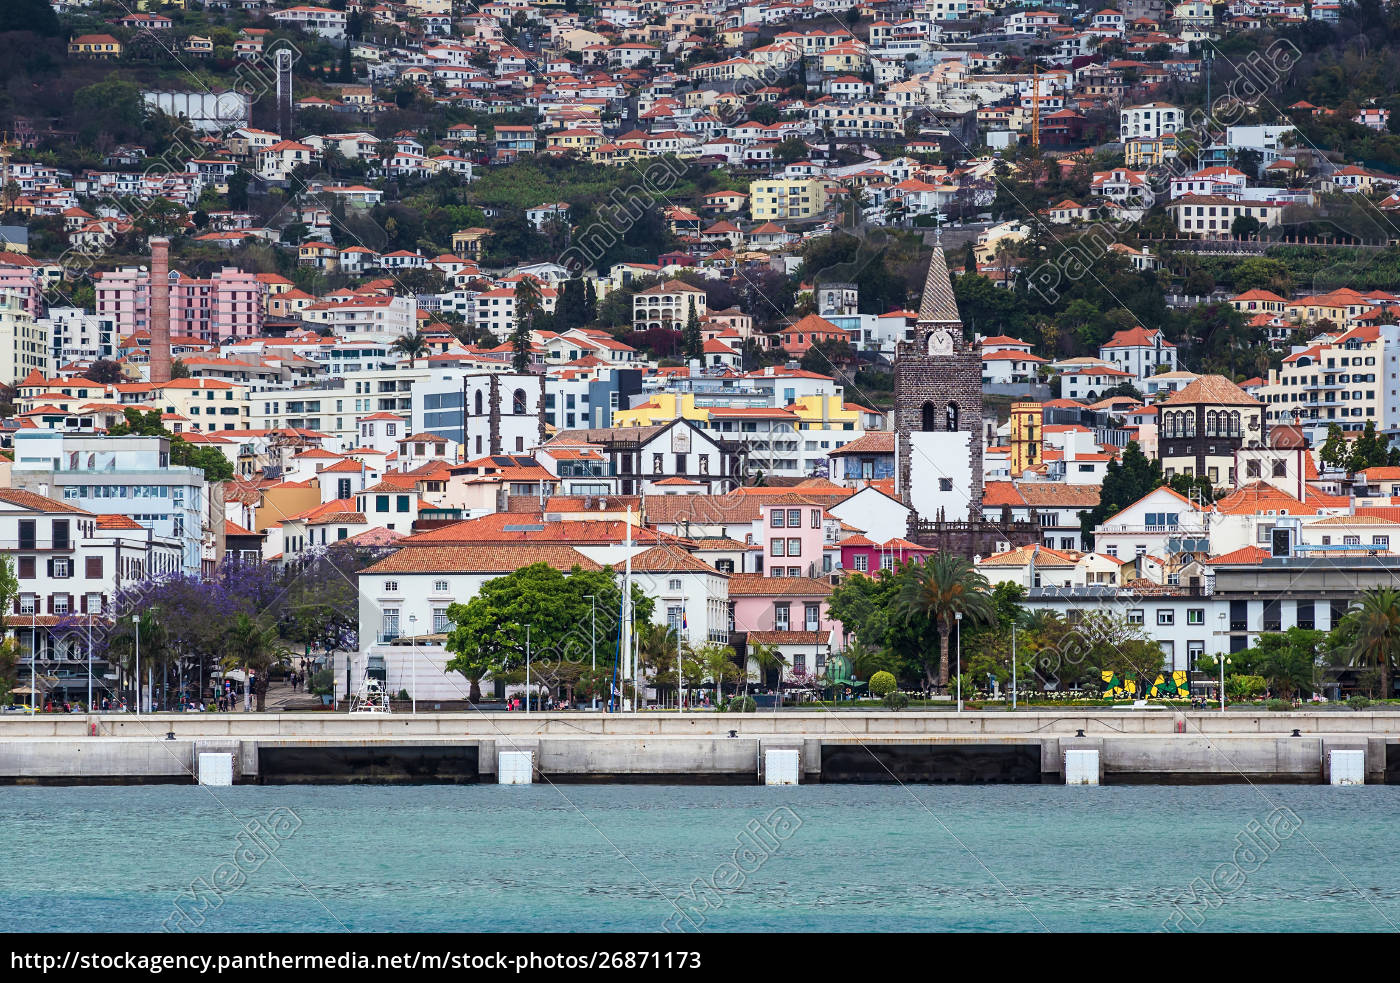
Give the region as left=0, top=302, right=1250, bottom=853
left=5, top=710, right=1400, bottom=739
left=1, top=713, right=1397, bottom=785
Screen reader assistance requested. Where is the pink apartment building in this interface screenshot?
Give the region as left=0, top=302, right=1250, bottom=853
left=96, top=266, right=264, bottom=341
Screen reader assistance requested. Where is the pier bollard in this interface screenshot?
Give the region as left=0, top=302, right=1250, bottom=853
left=1063, top=749, right=1100, bottom=785
left=1329, top=750, right=1364, bottom=786
left=197, top=753, right=234, bottom=787
left=764, top=749, right=800, bottom=785
left=498, top=750, right=535, bottom=785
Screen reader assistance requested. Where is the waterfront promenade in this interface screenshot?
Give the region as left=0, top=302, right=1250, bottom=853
left=2, top=710, right=1399, bottom=785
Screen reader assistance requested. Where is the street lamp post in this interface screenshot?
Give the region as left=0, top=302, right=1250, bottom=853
left=1217, top=611, right=1228, bottom=710
left=132, top=614, right=141, bottom=716
left=407, top=614, right=418, bottom=714
left=525, top=624, right=532, bottom=713
left=584, top=595, right=597, bottom=710
left=955, top=612, right=963, bottom=713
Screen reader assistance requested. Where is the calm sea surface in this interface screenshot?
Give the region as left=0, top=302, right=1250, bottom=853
left=2, top=784, right=1397, bottom=932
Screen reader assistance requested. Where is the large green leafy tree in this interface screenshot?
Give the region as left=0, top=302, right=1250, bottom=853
left=1236, top=628, right=1324, bottom=700
left=893, top=554, right=994, bottom=690
left=444, top=564, right=653, bottom=702
left=1080, top=441, right=1162, bottom=547
left=0, top=557, right=19, bottom=704
left=959, top=582, right=1035, bottom=690
left=220, top=613, right=284, bottom=712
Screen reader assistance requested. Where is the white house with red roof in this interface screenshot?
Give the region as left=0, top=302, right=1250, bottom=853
left=1099, top=326, right=1177, bottom=385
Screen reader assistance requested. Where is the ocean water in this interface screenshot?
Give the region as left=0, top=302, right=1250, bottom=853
left=1, top=784, right=1397, bottom=933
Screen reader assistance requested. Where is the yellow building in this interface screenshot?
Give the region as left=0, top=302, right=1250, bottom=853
left=159, top=378, right=251, bottom=433
left=546, top=128, right=603, bottom=153
left=1125, top=133, right=1179, bottom=167
left=786, top=393, right=861, bottom=432
left=1008, top=401, right=1043, bottom=477
left=612, top=392, right=710, bottom=429
left=69, top=34, right=123, bottom=58
left=749, top=178, right=828, bottom=221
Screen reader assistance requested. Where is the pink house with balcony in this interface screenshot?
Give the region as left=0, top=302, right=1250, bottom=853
left=728, top=572, right=838, bottom=683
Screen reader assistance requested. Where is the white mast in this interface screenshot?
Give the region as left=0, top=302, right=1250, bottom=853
left=623, top=508, right=634, bottom=711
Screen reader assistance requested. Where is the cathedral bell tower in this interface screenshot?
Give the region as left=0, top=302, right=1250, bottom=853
left=894, top=246, right=984, bottom=523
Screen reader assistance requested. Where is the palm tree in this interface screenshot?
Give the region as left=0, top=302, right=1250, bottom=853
left=221, top=613, right=285, bottom=712
left=108, top=610, right=171, bottom=710
left=745, top=641, right=788, bottom=694
left=894, top=555, right=994, bottom=690
left=1344, top=588, right=1400, bottom=699
left=694, top=642, right=739, bottom=702
left=636, top=623, right=680, bottom=705
left=391, top=330, right=430, bottom=367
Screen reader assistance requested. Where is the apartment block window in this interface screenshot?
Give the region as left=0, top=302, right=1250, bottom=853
left=432, top=605, right=450, bottom=634
left=384, top=580, right=399, bottom=593
left=1157, top=610, right=1174, bottom=626
left=772, top=509, right=786, bottom=528
left=51, top=559, right=70, bottom=579
left=787, top=509, right=801, bottom=527
left=397, top=495, right=410, bottom=513
left=1128, top=609, right=1144, bottom=625
left=433, top=580, right=449, bottom=593
left=382, top=608, right=399, bottom=638
left=770, top=538, right=787, bottom=557
left=53, top=594, right=70, bottom=615
left=787, top=537, right=801, bottom=556
left=810, top=509, right=820, bottom=528
left=85, top=557, right=102, bottom=578
left=18, top=557, right=35, bottom=579
left=668, top=579, right=682, bottom=591
left=774, top=603, right=790, bottom=631
left=52, top=520, right=70, bottom=551
left=19, top=594, right=36, bottom=615
left=805, top=603, right=820, bottom=631
left=1187, top=609, right=1204, bottom=625
left=18, top=520, right=35, bottom=551
left=1374, top=536, right=1390, bottom=548
left=853, top=554, right=868, bottom=572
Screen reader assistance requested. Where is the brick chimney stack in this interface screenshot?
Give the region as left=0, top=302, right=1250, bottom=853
left=149, top=237, right=172, bottom=384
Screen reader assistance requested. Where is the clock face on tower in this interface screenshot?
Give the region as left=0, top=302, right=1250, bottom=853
left=928, top=327, right=953, bottom=355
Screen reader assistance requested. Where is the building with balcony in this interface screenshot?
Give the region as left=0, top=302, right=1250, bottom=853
left=632, top=280, right=707, bottom=332
left=748, top=178, right=828, bottom=221
left=1159, top=375, right=1265, bottom=489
